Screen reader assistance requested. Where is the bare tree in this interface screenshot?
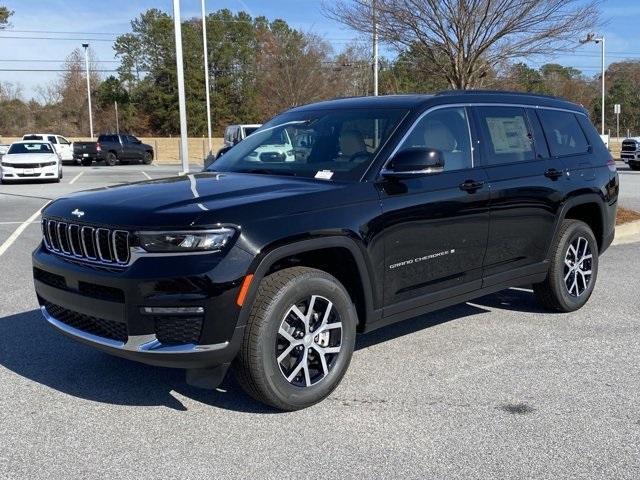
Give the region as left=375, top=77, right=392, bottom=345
left=0, top=6, right=12, bottom=30
left=323, top=0, right=602, bottom=89
left=256, top=29, right=336, bottom=117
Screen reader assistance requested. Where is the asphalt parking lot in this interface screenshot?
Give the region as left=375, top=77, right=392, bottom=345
left=0, top=164, right=639, bottom=479
left=617, top=161, right=640, bottom=211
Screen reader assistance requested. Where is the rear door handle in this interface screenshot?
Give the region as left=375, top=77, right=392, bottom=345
left=459, top=180, right=485, bottom=192
left=544, top=168, right=564, bottom=180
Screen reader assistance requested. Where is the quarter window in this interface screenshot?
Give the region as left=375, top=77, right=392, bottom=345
left=398, top=107, right=473, bottom=171
left=537, top=109, right=589, bottom=157
left=476, top=106, right=534, bottom=165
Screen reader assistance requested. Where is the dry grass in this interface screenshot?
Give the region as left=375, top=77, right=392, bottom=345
left=617, top=207, right=640, bottom=225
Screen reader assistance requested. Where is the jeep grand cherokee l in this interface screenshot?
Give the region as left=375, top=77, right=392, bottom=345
left=32, top=91, right=619, bottom=410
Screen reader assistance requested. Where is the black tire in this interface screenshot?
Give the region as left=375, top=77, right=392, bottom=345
left=234, top=266, right=357, bottom=411
left=534, top=219, right=599, bottom=312
left=105, top=152, right=118, bottom=166
left=142, top=151, right=153, bottom=165
left=81, top=158, right=92, bottom=166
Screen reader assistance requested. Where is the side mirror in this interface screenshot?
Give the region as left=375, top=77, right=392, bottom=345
left=382, top=147, right=445, bottom=178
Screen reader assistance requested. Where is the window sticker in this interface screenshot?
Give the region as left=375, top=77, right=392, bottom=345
left=314, top=170, right=334, bottom=180
left=486, top=116, right=532, bottom=154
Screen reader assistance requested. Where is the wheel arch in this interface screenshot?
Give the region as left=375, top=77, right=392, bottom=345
left=555, top=194, right=606, bottom=252
left=237, top=236, right=377, bottom=332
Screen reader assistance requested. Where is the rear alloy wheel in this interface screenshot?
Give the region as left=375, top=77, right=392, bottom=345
left=534, top=219, right=599, bottom=312
left=105, top=152, right=117, bottom=166
left=235, top=267, right=357, bottom=410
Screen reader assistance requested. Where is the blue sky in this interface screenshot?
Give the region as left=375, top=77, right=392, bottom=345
left=1, top=0, right=639, bottom=100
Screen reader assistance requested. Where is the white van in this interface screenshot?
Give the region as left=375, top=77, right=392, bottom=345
left=223, top=124, right=261, bottom=148
left=22, top=134, right=74, bottom=163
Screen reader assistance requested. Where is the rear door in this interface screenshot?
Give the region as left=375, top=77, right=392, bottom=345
left=378, top=106, right=490, bottom=311
left=56, top=136, right=73, bottom=161
left=473, top=105, right=568, bottom=286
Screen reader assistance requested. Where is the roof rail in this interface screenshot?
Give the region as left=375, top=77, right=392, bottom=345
left=436, top=89, right=565, bottom=101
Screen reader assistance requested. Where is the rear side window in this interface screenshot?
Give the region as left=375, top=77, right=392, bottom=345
left=23, top=135, right=43, bottom=141
left=537, top=110, right=589, bottom=157
left=476, top=106, right=535, bottom=164
left=48, top=135, right=57, bottom=144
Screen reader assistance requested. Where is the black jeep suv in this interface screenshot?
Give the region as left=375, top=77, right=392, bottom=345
left=33, top=91, right=619, bottom=410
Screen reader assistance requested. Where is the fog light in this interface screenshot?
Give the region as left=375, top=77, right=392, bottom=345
left=141, top=306, right=204, bottom=315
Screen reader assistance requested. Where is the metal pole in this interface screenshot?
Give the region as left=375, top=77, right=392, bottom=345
left=115, top=101, right=119, bottom=134
left=82, top=43, right=94, bottom=139
left=600, top=37, right=605, bottom=136
left=201, top=0, right=213, bottom=155
left=173, top=0, right=189, bottom=173
left=372, top=0, right=379, bottom=96
left=616, top=112, right=619, bottom=141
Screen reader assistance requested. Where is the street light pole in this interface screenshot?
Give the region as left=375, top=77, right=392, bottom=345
left=82, top=43, right=94, bottom=139
left=172, top=0, right=190, bottom=173
left=580, top=34, right=605, bottom=136
left=600, top=36, right=605, bottom=136
left=372, top=0, right=379, bottom=96
left=201, top=0, right=213, bottom=155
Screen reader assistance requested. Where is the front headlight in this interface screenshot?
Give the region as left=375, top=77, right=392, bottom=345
left=136, top=228, right=236, bottom=253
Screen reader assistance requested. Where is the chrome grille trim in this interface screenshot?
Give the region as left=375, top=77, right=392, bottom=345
left=57, top=222, right=70, bottom=254
left=112, top=230, right=131, bottom=264
left=41, top=218, right=131, bottom=267
left=95, top=228, right=112, bottom=262
left=81, top=226, right=97, bottom=260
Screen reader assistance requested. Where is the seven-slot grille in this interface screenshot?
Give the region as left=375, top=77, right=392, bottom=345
left=41, top=218, right=131, bottom=265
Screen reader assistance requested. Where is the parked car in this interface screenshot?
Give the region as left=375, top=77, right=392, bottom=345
left=73, top=134, right=154, bottom=166
left=1, top=140, right=62, bottom=183
left=224, top=124, right=261, bottom=148
left=0, top=144, right=9, bottom=157
left=32, top=91, right=618, bottom=410
left=620, top=137, right=640, bottom=170
left=22, top=134, right=74, bottom=163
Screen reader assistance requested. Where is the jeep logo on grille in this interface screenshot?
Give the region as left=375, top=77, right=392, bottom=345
left=71, top=209, right=85, bottom=218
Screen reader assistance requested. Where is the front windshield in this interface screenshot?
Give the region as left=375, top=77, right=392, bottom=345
left=209, top=108, right=408, bottom=181
left=8, top=142, right=54, bottom=154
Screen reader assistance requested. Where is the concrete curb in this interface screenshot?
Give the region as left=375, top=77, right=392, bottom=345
left=613, top=220, right=640, bottom=245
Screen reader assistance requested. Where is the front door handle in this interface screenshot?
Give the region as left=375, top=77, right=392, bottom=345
left=544, top=168, right=564, bottom=180
left=459, top=180, right=485, bottom=193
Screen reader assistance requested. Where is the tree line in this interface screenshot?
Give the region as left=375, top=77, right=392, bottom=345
left=2, top=4, right=640, bottom=138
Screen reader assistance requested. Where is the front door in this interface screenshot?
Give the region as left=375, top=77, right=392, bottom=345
left=378, top=107, right=490, bottom=312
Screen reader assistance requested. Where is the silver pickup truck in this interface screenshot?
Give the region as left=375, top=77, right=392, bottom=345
left=620, top=137, right=640, bottom=170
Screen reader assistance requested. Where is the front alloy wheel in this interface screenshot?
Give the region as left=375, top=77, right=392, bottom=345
left=277, top=295, right=343, bottom=387
left=235, top=267, right=357, bottom=410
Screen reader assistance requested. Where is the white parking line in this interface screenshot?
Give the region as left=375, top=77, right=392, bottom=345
left=0, top=207, right=43, bottom=256
left=141, top=171, right=152, bottom=180
left=69, top=171, right=84, bottom=184
left=0, top=221, right=40, bottom=225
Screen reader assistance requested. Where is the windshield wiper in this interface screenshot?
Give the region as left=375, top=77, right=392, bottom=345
left=238, top=168, right=297, bottom=177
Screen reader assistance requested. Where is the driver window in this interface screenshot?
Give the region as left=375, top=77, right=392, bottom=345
left=399, top=107, right=473, bottom=171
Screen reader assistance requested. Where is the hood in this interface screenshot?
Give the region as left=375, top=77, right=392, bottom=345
left=43, top=172, right=364, bottom=228
left=3, top=153, right=58, bottom=164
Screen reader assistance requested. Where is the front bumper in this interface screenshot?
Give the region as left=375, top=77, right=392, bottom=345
left=620, top=153, right=640, bottom=163
left=33, top=242, right=253, bottom=369
left=1, top=164, right=58, bottom=180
